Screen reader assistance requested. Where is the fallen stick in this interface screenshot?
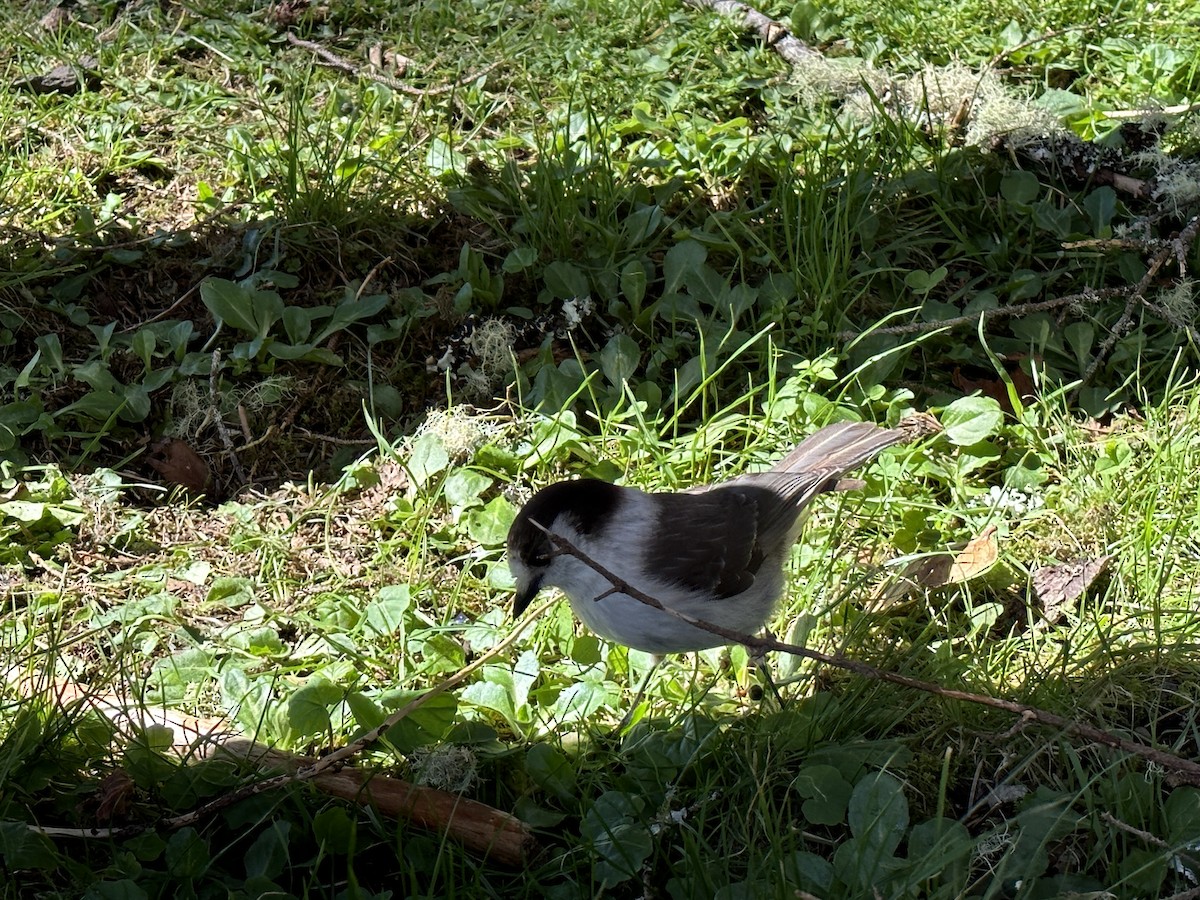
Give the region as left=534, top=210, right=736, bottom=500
left=214, top=738, right=535, bottom=866
left=537, top=525, right=1200, bottom=785
left=21, top=609, right=551, bottom=867
left=683, top=0, right=819, bottom=65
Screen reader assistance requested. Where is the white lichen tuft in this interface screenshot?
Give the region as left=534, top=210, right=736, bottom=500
left=408, top=744, right=478, bottom=793
left=168, top=376, right=296, bottom=437
left=417, top=406, right=495, bottom=459
left=788, top=55, right=891, bottom=107
left=1156, top=279, right=1198, bottom=331
left=1144, top=153, right=1200, bottom=215
left=839, top=61, right=1060, bottom=148
left=562, top=296, right=594, bottom=330
left=466, top=318, right=518, bottom=380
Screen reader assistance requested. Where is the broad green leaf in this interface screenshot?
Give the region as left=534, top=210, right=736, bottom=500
left=346, top=692, right=385, bottom=731
left=599, top=333, right=639, bottom=386
left=999, top=170, right=1039, bottom=206
left=472, top=445, right=519, bottom=475
left=621, top=260, right=648, bottom=311
left=287, top=678, right=344, bottom=736
left=663, top=240, right=706, bottom=294
left=1063, top=322, right=1094, bottom=373
left=1083, top=186, right=1117, bottom=235
left=312, top=291, right=391, bottom=345
left=847, top=771, right=909, bottom=854
left=1166, top=786, right=1200, bottom=842
left=622, top=204, right=662, bottom=243
left=0, top=821, right=58, bottom=870
left=131, top=329, right=156, bottom=368
left=443, top=469, right=492, bottom=510
left=364, top=584, right=412, bottom=636
left=544, top=261, right=589, bottom=299
left=244, top=821, right=290, bottom=879
left=228, top=627, right=284, bottom=656
left=466, top=495, right=516, bottom=547
left=313, top=807, right=355, bottom=854
left=785, top=851, right=834, bottom=894
left=377, top=690, right=458, bottom=752
left=58, top=389, right=123, bottom=422
left=200, top=278, right=262, bottom=335
left=514, top=797, right=567, bottom=827
left=1008, top=268, right=1043, bottom=301
left=84, top=879, right=149, bottom=900
left=282, top=306, right=320, bottom=344
left=526, top=743, right=576, bottom=801
left=581, top=792, right=651, bottom=885
left=408, top=432, right=450, bottom=488
left=941, top=395, right=1004, bottom=446
left=164, top=827, right=210, bottom=878
left=35, top=333, right=65, bottom=374
left=832, top=834, right=905, bottom=892
left=792, top=765, right=853, bottom=826
left=907, top=817, right=971, bottom=872
left=904, top=266, right=947, bottom=295
left=265, top=341, right=316, bottom=360
left=461, top=660, right=530, bottom=728
left=119, top=384, right=151, bottom=422
left=298, top=347, right=344, bottom=366
left=426, top=136, right=465, bottom=177
left=461, top=678, right=516, bottom=725
left=1031, top=201, right=1071, bottom=239
left=502, top=247, right=537, bottom=273
left=72, top=360, right=121, bottom=391
left=552, top=672, right=616, bottom=722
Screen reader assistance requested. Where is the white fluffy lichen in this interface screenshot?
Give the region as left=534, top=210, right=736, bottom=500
left=1155, top=278, right=1198, bottom=331
left=452, top=317, right=518, bottom=403
left=466, top=318, right=518, bottom=380
left=788, top=54, right=891, bottom=107
left=1144, top=153, right=1200, bottom=215
left=562, top=295, right=594, bottom=330
left=408, top=744, right=478, bottom=793
left=417, top=406, right=495, bottom=459
left=835, top=61, right=1060, bottom=148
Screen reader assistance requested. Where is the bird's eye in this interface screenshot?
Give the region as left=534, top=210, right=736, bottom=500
left=531, top=551, right=551, bottom=567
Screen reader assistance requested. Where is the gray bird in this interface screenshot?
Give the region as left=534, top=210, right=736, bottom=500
left=507, top=421, right=902, bottom=654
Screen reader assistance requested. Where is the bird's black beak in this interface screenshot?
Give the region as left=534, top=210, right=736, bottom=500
left=513, top=575, right=543, bottom=618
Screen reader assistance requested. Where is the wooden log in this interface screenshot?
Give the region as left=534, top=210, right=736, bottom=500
left=218, top=738, right=537, bottom=867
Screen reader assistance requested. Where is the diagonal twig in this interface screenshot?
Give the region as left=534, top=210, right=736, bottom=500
left=682, top=0, right=820, bottom=66
left=284, top=32, right=500, bottom=96
left=540, top=528, right=1200, bottom=784
left=1075, top=214, right=1200, bottom=399
left=67, top=597, right=553, bottom=839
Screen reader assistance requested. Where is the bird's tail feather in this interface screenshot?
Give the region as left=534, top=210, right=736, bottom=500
left=770, top=421, right=903, bottom=481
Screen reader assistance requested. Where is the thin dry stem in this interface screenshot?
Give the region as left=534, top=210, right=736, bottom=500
left=543, top=530, right=1200, bottom=784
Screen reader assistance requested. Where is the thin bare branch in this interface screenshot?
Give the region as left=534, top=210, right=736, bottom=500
left=543, top=530, right=1200, bottom=785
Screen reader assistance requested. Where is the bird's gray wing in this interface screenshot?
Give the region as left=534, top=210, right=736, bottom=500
left=655, top=423, right=901, bottom=595
left=722, top=422, right=902, bottom=553
left=646, top=482, right=827, bottom=599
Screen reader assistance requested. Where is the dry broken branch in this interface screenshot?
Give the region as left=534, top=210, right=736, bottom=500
left=683, top=0, right=819, bottom=66
left=541, top=529, right=1200, bottom=785
left=26, top=602, right=553, bottom=864
left=284, top=32, right=500, bottom=96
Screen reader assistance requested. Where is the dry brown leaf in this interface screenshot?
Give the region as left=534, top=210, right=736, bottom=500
left=147, top=439, right=212, bottom=494
left=870, top=525, right=1001, bottom=611
left=952, top=358, right=1038, bottom=415
left=948, top=524, right=1000, bottom=583
left=1033, top=556, right=1112, bottom=623
left=93, top=771, right=136, bottom=823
